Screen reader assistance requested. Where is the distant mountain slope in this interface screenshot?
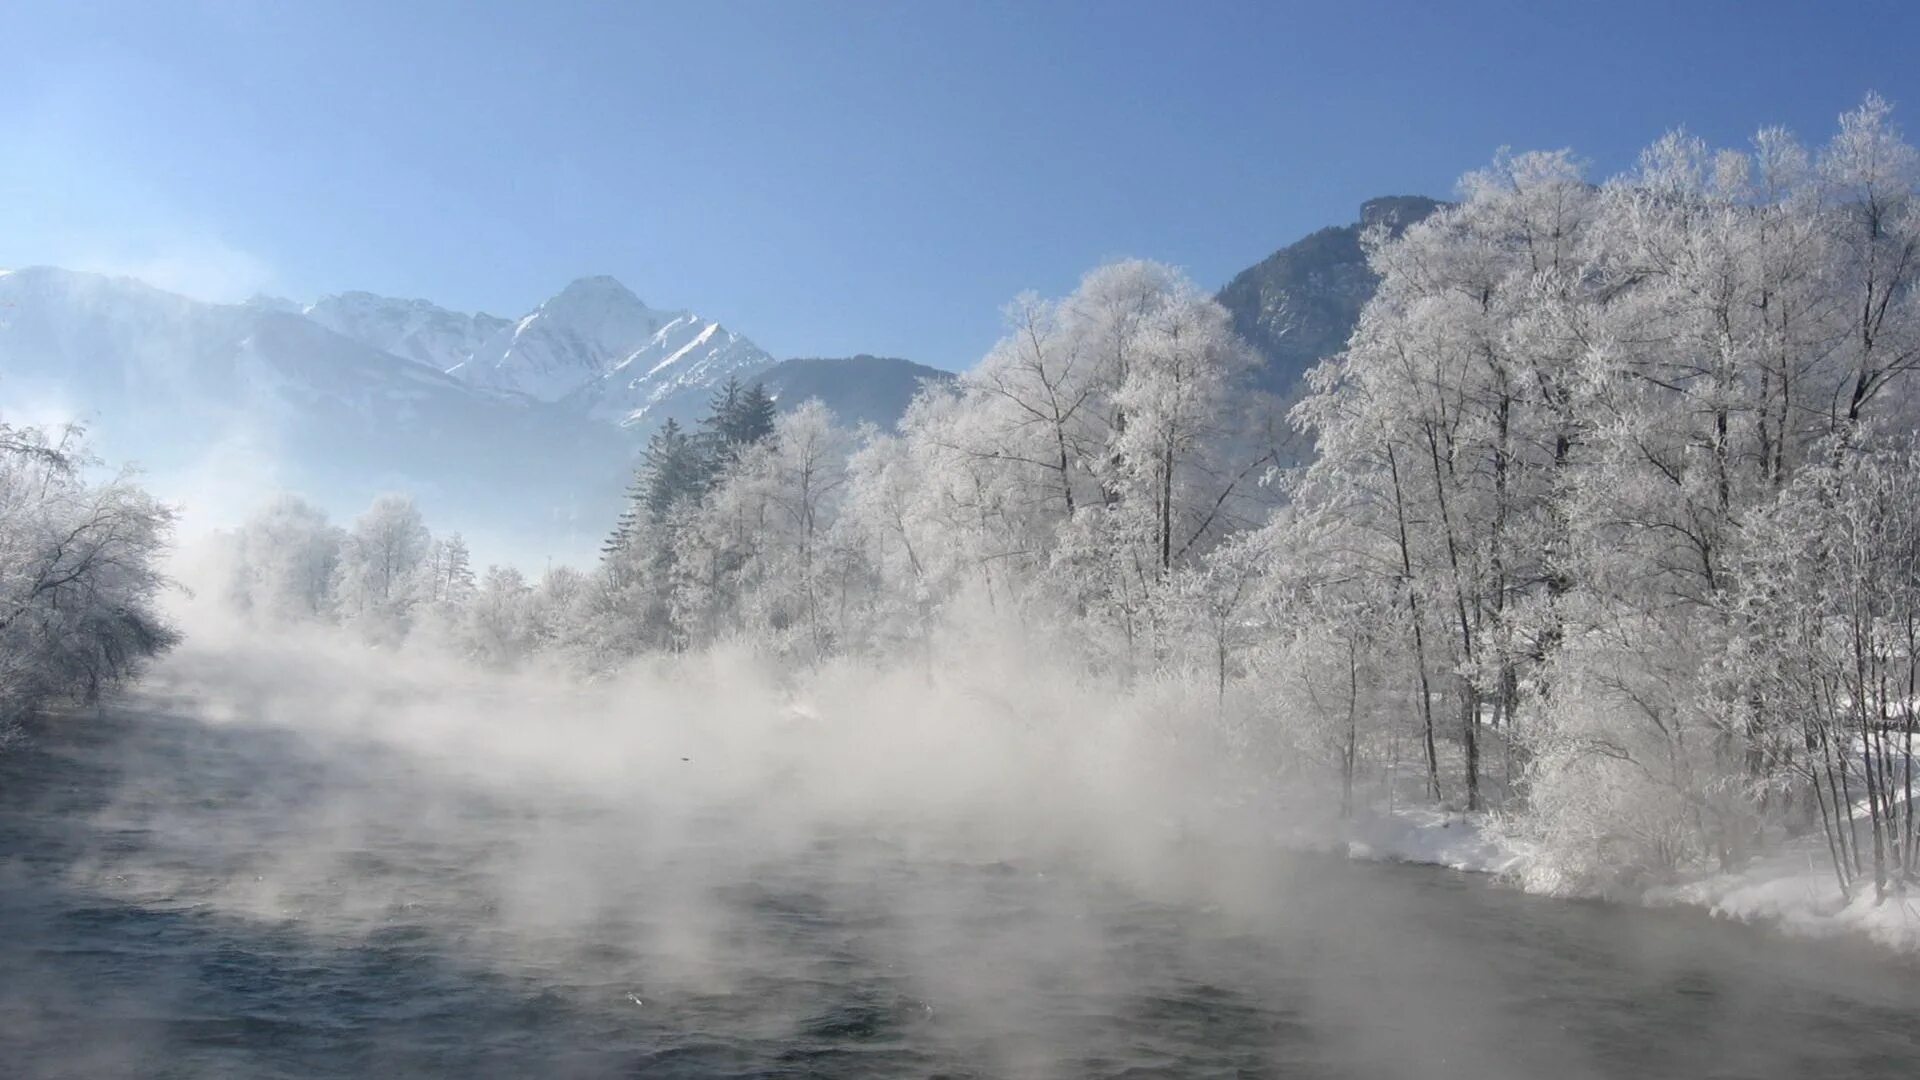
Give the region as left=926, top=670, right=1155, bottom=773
left=582, top=314, right=774, bottom=429
left=315, top=276, right=779, bottom=433
left=757, top=355, right=953, bottom=430
left=1217, top=195, right=1443, bottom=396
left=305, top=291, right=510, bottom=374
left=1, top=193, right=1450, bottom=564
left=0, top=267, right=630, bottom=564
left=450, top=275, right=674, bottom=400
left=0, top=268, right=945, bottom=562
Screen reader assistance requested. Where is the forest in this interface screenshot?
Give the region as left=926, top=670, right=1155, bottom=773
left=7, top=96, right=1920, bottom=914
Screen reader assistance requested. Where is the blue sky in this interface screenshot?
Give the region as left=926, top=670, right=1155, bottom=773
left=5, top=1, right=1918, bottom=370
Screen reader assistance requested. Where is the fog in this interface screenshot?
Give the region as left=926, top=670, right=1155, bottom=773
left=137, top=540, right=1304, bottom=955
left=6, top=282, right=1920, bottom=1080
left=31, top=543, right=1442, bottom=1074
left=0, top=536, right=1907, bottom=1080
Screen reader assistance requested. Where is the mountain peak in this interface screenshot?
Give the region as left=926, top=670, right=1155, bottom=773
left=548, top=275, right=645, bottom=310
left=448, top=277, right=771, bottom=409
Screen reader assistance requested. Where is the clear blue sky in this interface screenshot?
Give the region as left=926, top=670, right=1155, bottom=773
left=5, top=1, right=1918, bottom=370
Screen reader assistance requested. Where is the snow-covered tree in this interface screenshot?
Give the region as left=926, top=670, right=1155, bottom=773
left=231, top=495, right=344, bottom=621
left=333, top=493, right=432, bottom=641
left=0, top=420, right=177, bottom=726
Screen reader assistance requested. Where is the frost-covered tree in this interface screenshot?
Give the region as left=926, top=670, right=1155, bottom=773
left=464, top=564, right=534, bottom=666
left=606, top=419, right=711, bottom=558
left=861, top=260, right=1275, bottom=674
left=1292, top=149, right=1605, bottom=809
left=420, top=532, right=476, bottom=608
left=231, top=495, right=344, bottom=620
left=1289, top=96, right=1920, bottom=889
left=333, top=493, right=432, bottom=641
left=0, top=420, right=177, bottom=726
left=1732, top=434, right=1920, bottom=901
left=701, top=400, right=856, bottom=659
left=699, top=375, right=778, bottom=467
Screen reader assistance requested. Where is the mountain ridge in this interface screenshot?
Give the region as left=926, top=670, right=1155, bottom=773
left=1, top=194, right=1446, bottom=561
left=1215, top=195, right=1445, bottom=397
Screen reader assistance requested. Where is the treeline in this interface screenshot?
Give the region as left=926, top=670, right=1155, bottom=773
left=1289, top=95, right=1920, bottom=900
left=584, top=260, right=1285, bottom=670
left=0, top=421, right=176, bottom=734
left=223, top=491, right=588, bottom=665
left=226, top=97, right=1920, bottom=905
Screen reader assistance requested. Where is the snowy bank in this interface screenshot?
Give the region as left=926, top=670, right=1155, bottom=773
left=1330, top=805, right=1920, bottom=953
left=1341, top=806, right=1527, bottom=875
left=1643, top=848, right=1920, bottom=953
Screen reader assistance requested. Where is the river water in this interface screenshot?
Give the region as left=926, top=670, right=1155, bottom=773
left=1, top=695, right=1916, bottom=1079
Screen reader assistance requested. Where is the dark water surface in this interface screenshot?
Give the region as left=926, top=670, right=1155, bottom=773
left=1, top=699, right=1916, bottom=1079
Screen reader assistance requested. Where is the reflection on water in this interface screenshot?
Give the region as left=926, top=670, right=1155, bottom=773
left=1, top=700, right=1916, bottom=1079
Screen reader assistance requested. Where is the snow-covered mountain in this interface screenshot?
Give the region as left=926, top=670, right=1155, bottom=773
left=437, top=276, right=774, bottom=426
left=0, top=267, right=632, bottom=565
left=578, top=313, right=775, bottom=428
left=0, top=266, right=944, bottom=563
left=305, top=291, right=510, bottom=374
left=451, top=276, right=671, bottom=400
left=9, top=209, right=1467, bottom=564
left=308, top=275, right=778, bottom=430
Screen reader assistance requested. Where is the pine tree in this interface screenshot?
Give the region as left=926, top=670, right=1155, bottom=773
left=605, top=419, right=708, bottom=560
left=699, top=375, right=779, bottom=467
left=700, top=376, right=747, bottom=465
left=602, top=474, right=646, bottom=559
left=737, top=382, right=778, bottom=446
left=641, top=419, right=706, bottom=519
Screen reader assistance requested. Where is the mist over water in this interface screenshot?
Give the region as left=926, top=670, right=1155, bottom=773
left=1, top=588, right=1916, bottom=1079
left=13, top=6, right=1920, bottom=1076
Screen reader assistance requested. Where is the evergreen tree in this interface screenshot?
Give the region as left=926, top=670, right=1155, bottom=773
left=700, top=376, right=747, bottom=464
left=605, top=419, right=708, bottom=559
left=641, top=419, right=707, bottom=519
left=737, top=382, right=778, bottom=445
left=603, top=474, right=646, bottom=558
left=700, top=375, right=780, bottom=466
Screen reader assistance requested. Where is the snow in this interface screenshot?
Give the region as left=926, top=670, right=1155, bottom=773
left=1341, top=806, right=1527, bottom=874
left=1330, top=803, right=1920, bottom=953
left=305, top=290, right=509, bottom=375
left=6, top=264, right=779, bottom=442
left=643, top=319, right=721, bottom=378
left=1645, top=845, right=1920, bottom=952
left=438, top=277, right=772, bottom=417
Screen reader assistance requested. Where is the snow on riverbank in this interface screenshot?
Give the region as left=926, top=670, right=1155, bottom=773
left=1644, top=848, right=1920, bottom=953
left=1331, top=805, right=1920, bottom=953
left=1342, top=806, right=1526, bottom=875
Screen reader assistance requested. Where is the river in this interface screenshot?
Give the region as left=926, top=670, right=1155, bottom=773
left=1, top=694, right=1916, bottom=1079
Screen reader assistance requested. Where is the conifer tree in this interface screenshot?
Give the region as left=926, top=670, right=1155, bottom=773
left=700, top=375, right=780, bottom=467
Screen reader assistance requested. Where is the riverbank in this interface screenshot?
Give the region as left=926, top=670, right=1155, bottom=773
left=1334, top=806, right=1920, bottom=954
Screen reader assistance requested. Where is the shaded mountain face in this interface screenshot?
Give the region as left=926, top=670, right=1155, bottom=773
left=1216, top=195, right=1444, bottom=397
left=758, top=355, right=954, bottom=430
